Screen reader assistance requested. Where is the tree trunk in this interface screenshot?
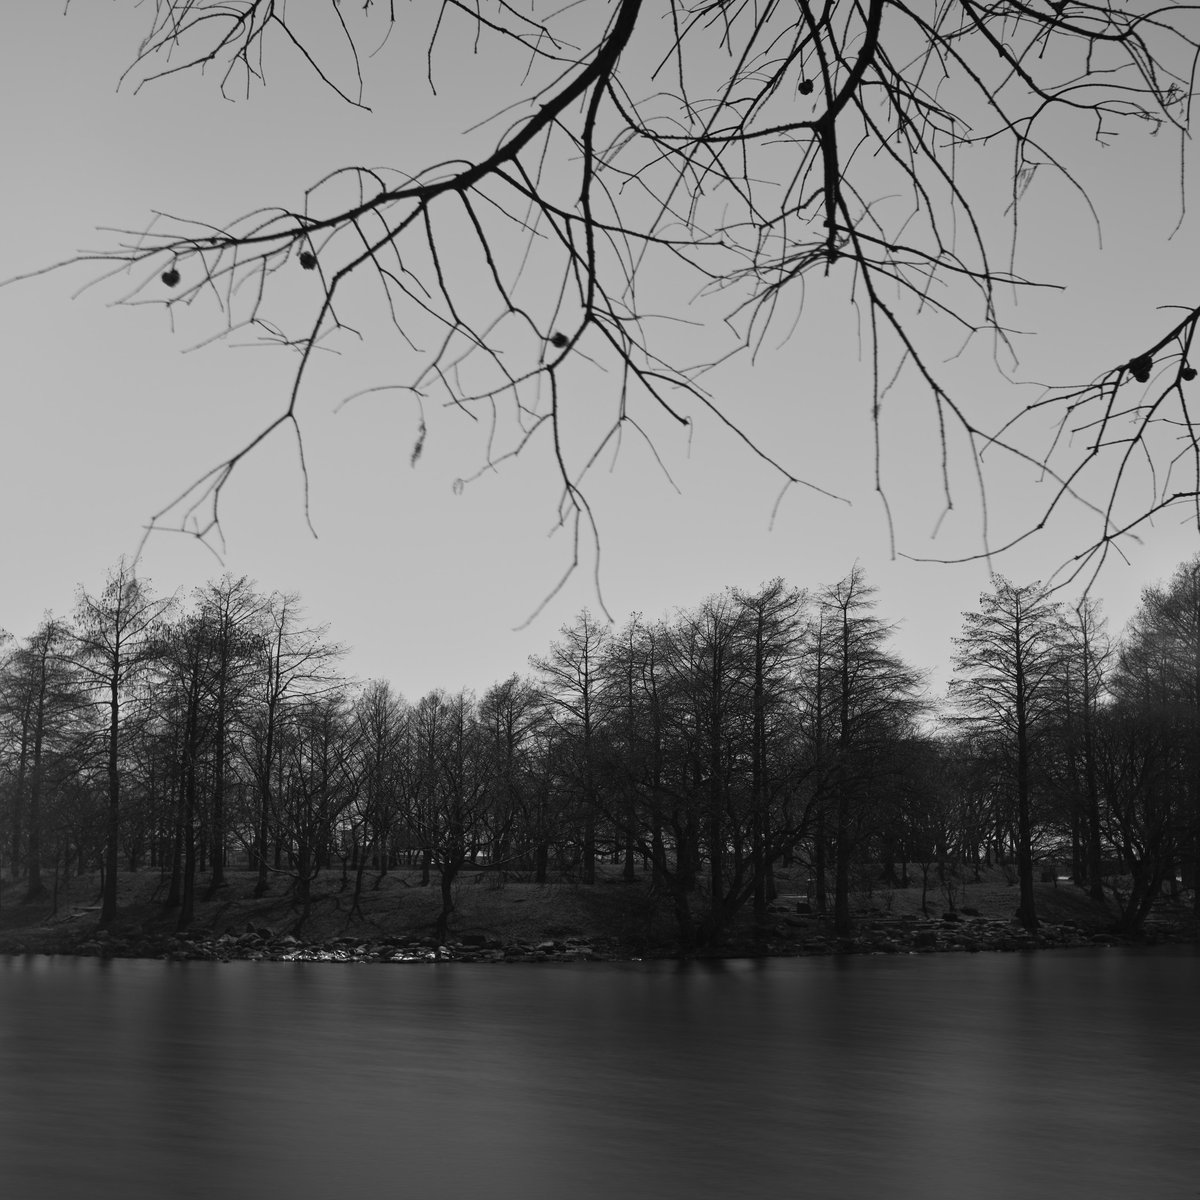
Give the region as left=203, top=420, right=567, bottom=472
left=253, top=786, right=271, bottom=898
left=9, top=725, right=28, bottom=884
left=25, top=762, right=45, bottom=901
left=581, top=821, right=596, bottom=884
left=814, top=813, right=828, bottom=916
left=752, top=811, right=767, bottom=920
left=435, top=863, right=458, bottom=944
left=164, top=818, right=183, bottom=909
left=1015, top=715, right=1038, bottom=932
left=178, top=817, right=196, bottom=930
left=99, top=675, right=121, bottom=929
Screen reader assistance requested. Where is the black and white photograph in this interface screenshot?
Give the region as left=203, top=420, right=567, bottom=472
left=2, top=4, right=1199, bottom=1197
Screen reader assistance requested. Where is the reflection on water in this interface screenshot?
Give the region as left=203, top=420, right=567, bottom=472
left=1, top=950, right=1197, bottom=1200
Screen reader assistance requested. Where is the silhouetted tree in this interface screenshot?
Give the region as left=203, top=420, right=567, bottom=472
left=669, top=591, right=752, bottom=941
left=276, top=691, right=359, bottom=929
left=1091, top=704, right=1177, bottom=934
left=530, top=610, right=610, bottom=884
left=1046, top=599, right=1111, bottom=900
left=952, top=578, right=1063, bottom=932
left=73, top=561, right=174, bottom=928
left=194, top=575, right=264, bottom=898
left=156, top=609, right=214, bottom=929
left=406, top=689, right=490, bottom=944
left=348, top=679, right=407, bottom=913
left=812, top=567, right=925, bottom=935
left=732, top=580, right=807, bottom=919
left=0, top=618, right=83, bottom=900
left=477, top=675, right=543, bottom=880
left=242, top=593, right=343, bottom=898
left=1110, top=555, right=1200, bottom=911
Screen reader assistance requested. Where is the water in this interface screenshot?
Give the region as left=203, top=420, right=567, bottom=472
left=1, top=950, right=1197, bottom=1199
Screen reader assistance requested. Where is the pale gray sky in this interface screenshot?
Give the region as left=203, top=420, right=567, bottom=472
left=2, top=4, right=1197, bottom=700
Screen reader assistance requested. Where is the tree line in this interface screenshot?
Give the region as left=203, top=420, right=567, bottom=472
left=3, top=557, right=1200, bottom=947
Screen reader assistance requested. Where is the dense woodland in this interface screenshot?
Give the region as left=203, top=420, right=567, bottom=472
left=3, top=557, right=1199, bottom=948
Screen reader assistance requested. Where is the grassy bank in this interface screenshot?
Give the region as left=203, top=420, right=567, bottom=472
left=0, top=863, right=1193, bottom=960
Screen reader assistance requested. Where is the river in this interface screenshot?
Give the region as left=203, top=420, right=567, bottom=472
left=1, top=949, right=1197, bottom=1199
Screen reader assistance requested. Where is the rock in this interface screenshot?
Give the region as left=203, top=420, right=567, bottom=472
left=913, top=930, right=939, bottom=948
left=960, top=906, right=981, bottom=917
left=941, top=911, right=961, bottom=923
left=458, top=933, right=488, bottom=947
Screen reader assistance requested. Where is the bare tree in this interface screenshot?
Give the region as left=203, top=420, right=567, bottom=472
left=73, top=560, right=174, bottom=928
left=1090, top=703, right=1176, bottom=934
left=732, top=579, right=807, bottom=919
left=276, top=691, right=359, bottom=931
left=406, top=688, right=491, bottom=944
left=1051, top=598, right=1112, bottom=901
left=477, top=674, right=543, bottom=881
left=951, top=577, right=1063, bottom=932
left=348, top=678, right=408, bottom=913
left=813, top=566, right=925, bottom=934
left=668, top=591, right=754, bottom=941
left=530, top=610, right=611, bottom=883
left=1111, top=555, right=1200, bottom=911
left=0, top=618, right=84, bottom=901
left=194, top=575, right=265, bottom=898
left=155, top=609, right=213, bottom=928
left=19, top=3, right=1200, bottom=592
left=241, top=592, right=343, bottom=898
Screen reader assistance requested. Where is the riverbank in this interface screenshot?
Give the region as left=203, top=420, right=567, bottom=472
left=1, top=865, right=1195, bottom=962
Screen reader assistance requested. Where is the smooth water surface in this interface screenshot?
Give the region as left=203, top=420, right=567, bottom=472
left=1, top=949, right=1197, bottom=1199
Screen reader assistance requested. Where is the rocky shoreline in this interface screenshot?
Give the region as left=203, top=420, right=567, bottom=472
left=3, top=903, right=1195, bottom=964
left=749, top=905, right=1197, bottom=957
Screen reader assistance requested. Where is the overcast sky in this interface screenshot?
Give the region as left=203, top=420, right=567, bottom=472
left=2, top=4, right=1198, bottom=702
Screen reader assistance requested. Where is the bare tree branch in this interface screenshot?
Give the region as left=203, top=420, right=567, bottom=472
left=16, top=1, right=1200, bottom=601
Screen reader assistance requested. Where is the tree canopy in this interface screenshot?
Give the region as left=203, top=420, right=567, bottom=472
left=17, top=1, right=1200, bottom=596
